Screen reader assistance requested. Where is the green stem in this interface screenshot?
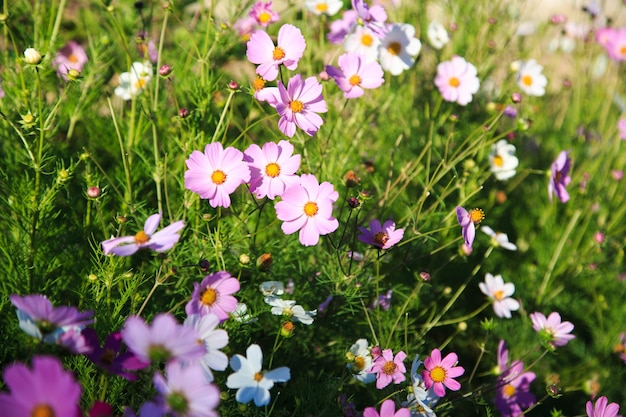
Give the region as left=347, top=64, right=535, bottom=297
left=212, top=89, right=236, bottom=144
left=107, top=98, right=133, bottom=211
left=47, top=0, right=67, bottom=52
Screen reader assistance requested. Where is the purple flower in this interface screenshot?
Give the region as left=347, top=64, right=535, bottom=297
left=244, top=140, right=301, bottom=199
left=326, top=52, right=384, bottom=98
left=529, top=312, right=575, bottom=348
left=351, top=0, right=387, bottom=38
left=327, top=10, right=358, bottom=44
left=434, top=56, right=480, bottom=106
left=185, top=271, right=241, bottom=321
left=83, top=329, right=147, bottom=380
left=10, top=293, right=94, bottom=343
left=121, top=313, right=206, bottom=365
left=246, top=24, right=305, bottom=81
left=586, top=396, right=621, bottom=417
left=369, top=348, right=407, bottom=389
left=358, top=219, right=404, bottom=249
left=275, top=174, right=339, bottom=246
left=0, top=356, right=82, bottom=417
left=101, top=212, right=184, bottom=256
left=273, top=74, right=328, bottom=137
left=548, top=150, right=572, bottom=203
left=370, top=289, right=393, bottom=311
left=495, top=340, right=536, bottom=417
left=455, top=206, right=485, bottom=249
left=52, top=41, right=88, bottom=80
left=184, top=142, right=251, bottom=208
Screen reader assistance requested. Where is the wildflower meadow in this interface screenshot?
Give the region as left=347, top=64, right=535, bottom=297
left=2, top=0, right=626, bottom=416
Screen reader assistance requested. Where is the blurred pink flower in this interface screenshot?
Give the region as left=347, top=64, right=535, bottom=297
left=184, top=142, right=251, bottom=208
left=618, top=118, right=626, bottom=140
left=351, top=0, right=387, bottom=38
left=586, top=396, right=620, bottom=417
left=186, top=271, right=241, bottom=322
left=246, top=24, right=305, bottom=81
left=358, top=219, right=404, bottom=249
left=434, top=56, right=480, bottom=105
left=548, top=150, right=572, bottom=203
left=275, top=174, right=339, bottom=246
left=244, top=140, right=301, bottom=199
left=495, top=340, right=536, bottom=417
left=530, top=311, right=575, bottom=348
left=363, top=399, right=410, bottom=417
left=274, top=74, right=327, bottom=137
left=249, top=1, right=279, bottom=27
left=422, top=348, right=465, bottom=397
left=596, top=27, right=626, bottom=61
left=456, top=206, right=485, bottom=249
left=327, top=10, right=358, bottom=44
left=369, top=349, right=407, bottom=389
left=326, top=52, right=384, bottom=98
left=52, top=41, right=88, bottom=80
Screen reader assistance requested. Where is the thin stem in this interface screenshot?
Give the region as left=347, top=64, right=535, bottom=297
left=212, top=89, right=236, bottom=144
left=468, top=328, right=491, bottom=385
left=47, top=0, right=67, bottom=52
left=137, top=263, right=165, bottom=317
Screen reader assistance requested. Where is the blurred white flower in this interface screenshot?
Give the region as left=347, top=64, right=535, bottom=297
left=481, top=226, right=517, bottom=251
left=259, top=281, right=285, bottom=296
left=344, top=26, right=381, bottom=62
left=378, top=23, right=422, bottom=75
left=305, top=0, right=343, bottom=16
left=427, top=21, right=449, bottom=49
left=24, top=48, right=42, bottom=65
left=114, top=61, right=152, bottom=101
left=265, top=296, right=316, bottom=325
left=516, top=59, right=547, bottom=96
left=489, top=139, right=519, bottom=181
left=346, top=338, right=375, bottom=383
left=231, top=303, right=257, bottom=323
left=479, top=273, right=520, bottom=318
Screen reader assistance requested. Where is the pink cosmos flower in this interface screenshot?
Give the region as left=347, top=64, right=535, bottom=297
left=0, top=356, right=82, bottom=417
left=369, top=348, right=407, bottom=389
left=548, top=150, right=572, bottom=203
left=363, top=399, right=411, bottom=417
left=275, top=174, right=339, bottom=246
left=185, top=271, right=241, bottom=321
left=327, top=10, right=358, bottom=44
left=422, top=348, right=465, bottom=397
left=101, top=212, right=184, bottom=256
left=52, top=41, right=88, bottom=80
left=586, top=396, right=621, bottom=417
left=244, top=140, right=301, bottom=199
left=434, top=56, right=480, bottom=106
left=358, top=219, right=404, bottom=249
left=618, top=118, right=626, bottom=140
left=530, top=312, right=575, bottom=348
left=273, top=74, right=327, bottom=138
left=597, top=27, right=626, bottom=61
left=246, top=24, right=306, bottom=81
left=326, top=52, right=384, bottom=98
left=249, top=1, right=279, bottom=27
left=352, top=0, right=388, bottom=38
left=184, top=142, right=251, bottom=208
left=456, top=206, right=485, bottom=249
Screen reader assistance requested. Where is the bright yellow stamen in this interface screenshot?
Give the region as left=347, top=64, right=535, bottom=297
left=387, top=41, right=402, bottom=56
left=134, top=231, right=150, bottom=244
left=620, top=45, right=626, bottom=56
left=273, top=46, right=286, bottom=60
left=201, top=288, right=217, bottom=306
left=521, top=75, right=533, bottom=86
left=449, top=76, right=460, bottom=87
left=382, top=361, right=397, bottom=375
left=258, top=11, right=271, bottom=24
left=493, top=155, right=504, bottom=167
left=361, top=34, right=373, bottom=46
left=373, top=232, right=389, bottom=246
left=316, top=3, right=328, bottom=12
left=289, top=100, right=304, bottom=113
left=304, top=202, right=318, bottom=217
left=31, top=404, right=54, bottom=417
left=354, top=356, right=365, bottom=370
left=265, top=162, right=281, bottom=178
left=469, top=208, right=485, bottom=224
left=430, top=366, right=446, bottom=383
left=253, top=76, right=266, bottom=91
left=503, top=384, right=516, bottom=397
left=349, top=74, right=362, bottom=86
left=211, top=170, right=227, bottom=185
left=493, top=289, right=505, bottom=301
left=254, top=372, right=264, bottom=381
left=134, top=78, right=147, bottom=90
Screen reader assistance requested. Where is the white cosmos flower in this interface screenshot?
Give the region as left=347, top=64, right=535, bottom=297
left=305, top=0, right=343, bottom=16
left=344, top=25, right=381, bottom=63
left=231, top=302, right=257, bottom=323
left=259, top=281, right=285, bottom=296
left=516, top=59, right=547, bottom=96
left=184, top=313, right=229, bottom=382
left=481, top=226, right=517, bottom=251
left=114, top=61, right=153, bottom=101
left=378, top=23, right=422, bottom=76
left=489, top=139, right=519, bottom=181
left=346, top=338, right=375, bottom=383
left=427, top=21, right=449, bottom=49
left=478, top=273, right=520, bottom=319
left=265, top=296, right=316, bottom=325
left=401, top=355, right=439, bottom=416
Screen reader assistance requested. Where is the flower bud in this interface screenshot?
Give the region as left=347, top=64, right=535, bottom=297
left=344, top=170, right=360, bottom=187
left=198, top=259, right=210, bottom=271
left=159, top=64, right=172, bottom=77
left=179, top=108, right=189, bottom=119
left=546, top=383, right=563, bottom=398
left=228, top=80, right=239, bottom=90
left=419, top=271, right=431, bottom=282
left=280, top=321, right=295, bottom=337
left=256, top=253, right=272, bottom=271
left=347, top=197, right=359, bottom=209
left=24, top=48, right=42, bottom=65
left=511, top=92, right=522, bottom=103
left=87, top=186, right=101, bottom=198
left=239, top=254, right=250, bottom=265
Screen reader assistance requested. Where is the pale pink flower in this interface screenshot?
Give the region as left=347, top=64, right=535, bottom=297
left=597, top=27, right=626, bottom=61
left=186, top=271, right=241, bottom=322
left=586, top=396, right=620, bottom=417
left=327, top=10, right=358, bottom=45
left=249, top=1, right=279, bottom=27
left=275, top=174, right=339, bottom=246
left=530, top=311, right=575, bottom=348
left=422, top=348, right=465, bottom=397
left=434, top=56, right=480, bottom=105
left=369, top=349, right=407, bottom=389
left=326, top=52, right=384, bottom=98
left=52, top=41, right=88, bottom=80
left=244, top=140, right=301, bottom=199
left=274, top=74, right=327, bottom=137
left=618, top=118, right=626, bottom=140
left=184, top=142, right=251, bottom=208
left=246, top=24, right=306, bottom=81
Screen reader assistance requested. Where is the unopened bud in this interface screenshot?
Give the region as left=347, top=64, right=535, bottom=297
left=239, top=254, right=250, bottom=265
left=87, top=186, right=101, bottom=198
left=344, top=170, right=360, bottom=187
left=347, top=197, right=359, bottom=209
left=24, top=48, right=42, bottom=65
left=256, top=253, right=272, bottom=271
left=419, top=271, right=431, bottom=282
left=511, top=92, right=522, bottom=103
left=546, top=384, right=563, bottom=398
left=198, top=259, right=210, bottom=271
left=228, top=80, right=239, bottom=90
left=159, top=64, right=172, bottom=77
left=179, top=108, right=189, bottom=119
left=280, top=321, right=295, bottom=337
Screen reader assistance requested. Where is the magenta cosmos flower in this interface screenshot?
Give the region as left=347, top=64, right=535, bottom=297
left=52, top=40, right=88, bottom=80
left=274, top=74, right=328, bottom=138
left=586, top=396, right=621, bottom=417
left=249, top=1, right=279, bottom=27
left=548, top=150, right=572, bottom=203
left=0, top=356, right=82, bottom=417
left=186, top=271, right=241, bottom=322
left=422, top=348, right=465, bottom=397
left=326, top=52, right=384, bottom=99
left=495, top=340, right=536, bottom=417
left=244, top=140, right=301, bottom=199
left=121, top=313, right=206, bottom=365
left=83, top=329, right=147, bottom=380
left=363, top=399, right=410, bottom=417
left=246, top=24, right=305, bottom=81
left=434, top=56, right=480, bottom=106
left=456, top=206, right=485, bottom=249
left=358, top=219, right=404, bottom=249
left=369, top=348, right=407, bottom=389
left=102, top=212, right=184, bottom=256
left=184, top=142, right=251, bottom=208
left=529, top=311, right=575, bottom=348
left=275, top=173, right=339, bottom=246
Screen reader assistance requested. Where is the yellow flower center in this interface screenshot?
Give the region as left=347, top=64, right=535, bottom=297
left=31, top=404, right=54, bottom=417
left=522, top=75, right=533, bottom=86
left=449, top=76, right=460, bottom=87
left=254, top=372, right=264, bottom=382
left=211, top=170, right=227, bottom=185
left=289, top=100, right=304, bottom=113
left=361, top=34, right=374, bottom=46
left=349, top=74, right=362, bottom=86
left=316, top=3, right=328, bottom=12
left=493, top=155, right=504, bottom=167
left=273, top=46, right=286, bottom=60
left=469, top=208, right=485, bottom=224
left=493, top=289, right=505, bottom=301
left=253, top=76, right=266, bottom=91
left=304, top=201, right=319, bottom=217
left=134, top=78, right=147, bottom=90
left=134, top=230, right=150, bottom=244
left=620, top=45, right=626, bottom=56
left=503, top=383, right=516, bottom=397
left=201, top=288, right=217, bottom=306
left=430, top=366, right=446, bottom=383
left=354, top=356, right=365, bottom=370
left=258, top=11, right=271, bottom=24
left=382, top=360, right=397, bottom=375
left=265, top=162, right=281, bottom=178
left=387, top=41, right=402, bottom=56
left=69, top=54, right=78, bottom=64
left=373, top=232, right=389, bottom=246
